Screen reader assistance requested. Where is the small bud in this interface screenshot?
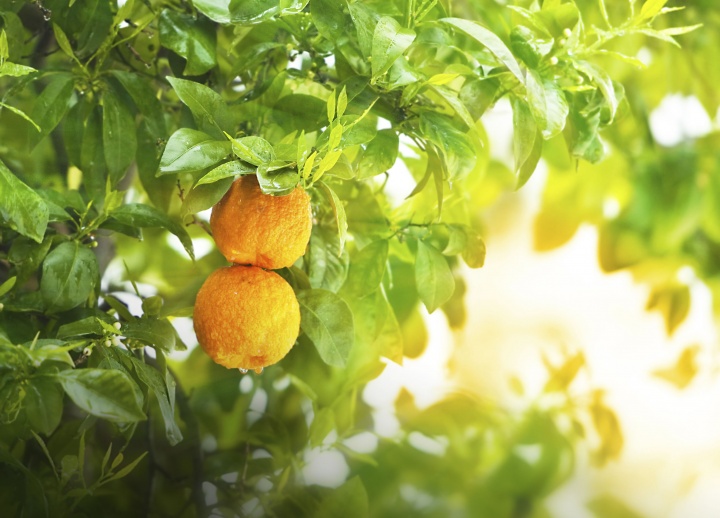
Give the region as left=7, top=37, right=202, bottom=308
left=83, top=347, right=92, bottom=356
left=113, top=321, right=122, bottom=330
left=559, top=38, right=567, bottom=46
left=112, top=336, right=121, bottom=346
left=563, top=28, right=572, bottom=38
left=0, top=303, right=4, bottom=311
left=549, top=56, right=559, bottom=65
left=91, top=241, right=98, bottom=248
left=104, top=339, right=112, bottom=347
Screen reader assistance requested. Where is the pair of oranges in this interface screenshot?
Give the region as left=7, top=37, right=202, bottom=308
left=193, top=175, right=312, bottom=373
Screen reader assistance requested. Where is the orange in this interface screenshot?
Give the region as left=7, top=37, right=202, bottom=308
left=210, top=175, right=312, bottom=269
left=193, top=265, right=300, bottom=372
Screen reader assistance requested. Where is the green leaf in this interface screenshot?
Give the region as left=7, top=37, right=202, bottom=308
left=0, top=62, right=37, bottom=77
left=316, top=476, right=369, bottom=518
left=227, top=0, right=305, bottom=24
left=110, top=70, right=166, bottom=138
left=192, top=0, right=233, bottom=23
left=57, top=369, right=146, bottom=422
left=41, top=241, right=99, bottom=312
left=256, top=167, right=299, bottom=195
left=0, top=101, right=40, bottom=132
left=52, top=23, right=79, bottom=64
left=29, top=74, right=74, bottom=149
left=343, top=240, right=389, bottom=298
left=181, top=177, right=233, bottom=217
left=0, top=276, right=16, bottom=298
left=357, top=129, right=399, bottom=179
left=228, top=135, right=276, bottom=166
left=109, top=203, right=195, bottom=260
left=56, top=316, right=104, bottom=338
left=415, top=240, right=455, bottom=313
left=121, top=318, right=177, bottom=352
left=327, top=90, right=336, bottom=123
left=526, top=70, right=569, bottom=139
left=158, top=128, right=231, bottom=174
left=196, top=160, right=254, bottom=186
left=442, top=18, right=525, bottom=85
left=136, top=121, right=175, bottom=212
left=102, top=89, right=137, bottom=183
left=575, top=61, right=618, bottom=123
left=272, top=94, right=328, bottom=133
left=0, top=160, right=49, bottom=243
left=638, top=0, right=668, bottom=20
left=371, top=17, right=416, bottom=82
left=311, top=0, right=347, bottom=41
left=130, top=357, right=183, bottom=445
left=512, top=97, right=543, bottom=188
left=429, top=84, right=477, bottom=129
left=317, top=182, right=348, bottom=253
left=104, top=452, right=148, bottom=482
left=337, top=87, right=348, bottom=118
left=298, top=289, right=355, bottom=367
left=307, top=228, right=350, bottom=292
left=166, top=76, right=229, bottom=137
left=348, top=2, right=379, bottom=57
left=419, top=111, right=475, bottom=178
left=25, top=378, right=63, bottom=435
left=158, top=9, right=217, bottom=76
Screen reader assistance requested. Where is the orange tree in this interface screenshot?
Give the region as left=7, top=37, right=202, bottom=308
left=0, top=0, right=700, bottom=517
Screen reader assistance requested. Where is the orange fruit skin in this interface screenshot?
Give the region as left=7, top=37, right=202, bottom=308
left=210, top=175, right=312, bottom=269
left=193, top=265, right=300, bottom=370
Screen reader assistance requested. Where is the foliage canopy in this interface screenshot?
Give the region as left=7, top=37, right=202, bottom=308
left=0, top=0, right=712, bottom=517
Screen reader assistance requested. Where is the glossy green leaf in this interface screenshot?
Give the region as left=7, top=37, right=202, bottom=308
left=109, top=203, right=195, bottom=260
left=159, top=9, right=217, bottom=75
left=371, top=17, right=416, bottom=82
left=29, top=74, right=74, bottom=149
left=57, top=369, right=146, bottom=422
left=196, top=160, right=254, bottom=186
left=130, top=357, right=183, bottom=445
left=512, top=97, right=543, bottom=188
left=442, top=18, right=525, bottom=85
left=122, top=318, right=177, bottom=352
left=228, top=135, right=276, bottom=166
left=181, top=177, right=233, bottom=217
left=298, top=289, right=354, bottom=367
left=256, top=167, right=299, bottom=195
left=526, top=70, right=569, bottom=139
left=419, top=111, right=475, bottom=178
left=166, top=76, right=229, bottom=137
left=343, top=240, right=389, bottom=298
left=102, top=89, right=137, bottom=183
left=0, top=160, right=49, bottom=243
left=415, top=240, right=455, bottom=313
left=357, top=129, right=399, bottom=179
left=110, top=70, right=166, bottom=138
left=25, top=378, right=63, bottom=435
left=311, top=0, right=347, bottom=41
left=317, top=182, right=348, bottom=252
left=348, top=2, right=379, bottom=57
left=159, top=128, right=231, bottom=174
left=40, top=241, right=99, bottom=312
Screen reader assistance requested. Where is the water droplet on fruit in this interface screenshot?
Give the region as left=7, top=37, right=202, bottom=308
left=239, top=368, right=248, bottom=374
left=254, top=367, right=263, bottom=374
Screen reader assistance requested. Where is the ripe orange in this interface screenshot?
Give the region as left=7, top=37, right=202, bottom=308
left=210, top=175, right=312, bottom=269
left=193, top=265, right=300, bottom=372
